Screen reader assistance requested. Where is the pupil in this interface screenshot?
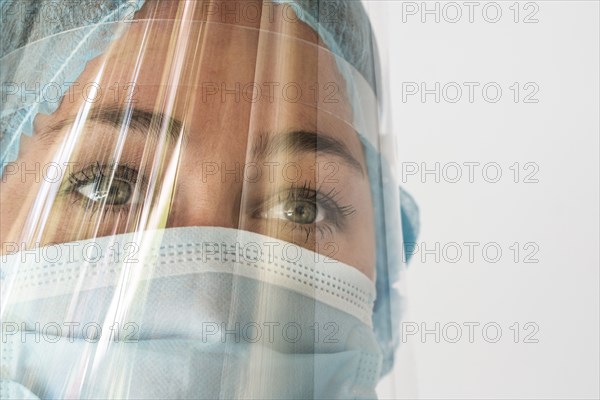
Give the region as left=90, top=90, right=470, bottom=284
left=284, top=200, right=316, bottom=224
left=96, top=179, right=130, bottom=205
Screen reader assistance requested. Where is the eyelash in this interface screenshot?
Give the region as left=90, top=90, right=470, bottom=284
left=254, top=180, right=356, bottom=242
left=62, top=164, right=356, bottom=240
left=62, top=162, right=140, bottom=214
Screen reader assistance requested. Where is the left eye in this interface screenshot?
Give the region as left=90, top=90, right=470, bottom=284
left=264, top=199, right=325, bottom=224
left=76, top=178, right=133, bottom=205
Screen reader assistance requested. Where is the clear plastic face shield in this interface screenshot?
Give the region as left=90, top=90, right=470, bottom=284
left=0, top=1, right=412, bottom=398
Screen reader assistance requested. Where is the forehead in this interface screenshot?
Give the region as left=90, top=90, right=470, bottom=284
left=96, top=18, right=353, bottom=119
left=35, top=3, right=365, bottom=160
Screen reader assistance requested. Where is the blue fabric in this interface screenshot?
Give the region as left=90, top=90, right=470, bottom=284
left=1, top=227, right=383, bottom=399
left=364, top=140, right=419, bottom=375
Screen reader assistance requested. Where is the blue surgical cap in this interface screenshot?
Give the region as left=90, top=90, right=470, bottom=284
left=0, top=0, right=419, bottom=377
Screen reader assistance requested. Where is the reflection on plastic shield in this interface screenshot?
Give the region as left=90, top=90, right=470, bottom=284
left=1, top=2, right=408, bottom=399
left=1, top=227, right=381, bottom=399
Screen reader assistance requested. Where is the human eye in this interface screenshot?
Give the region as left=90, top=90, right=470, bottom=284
left=61, top=162, right=141, bottom=212
left=252, top=181, right=356, bottom=242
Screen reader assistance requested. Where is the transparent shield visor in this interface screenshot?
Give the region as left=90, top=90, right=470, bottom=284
left=1, top=17, right=404, bottom=400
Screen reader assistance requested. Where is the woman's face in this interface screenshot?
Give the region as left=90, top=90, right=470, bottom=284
left=0, top=1, right=376, bottom=278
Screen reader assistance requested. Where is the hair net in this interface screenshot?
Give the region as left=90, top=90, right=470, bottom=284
left=0, top=0, right=419, bottom=377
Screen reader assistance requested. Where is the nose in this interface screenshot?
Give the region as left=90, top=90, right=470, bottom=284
left=165, top=179, right=243, bottom=230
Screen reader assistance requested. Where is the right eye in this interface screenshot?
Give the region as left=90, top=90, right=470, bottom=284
left=76, top=177, right=133, bottom=205
left=65, top=163, right=140, bottom=208
left=260, top=198, right=325, bottom=225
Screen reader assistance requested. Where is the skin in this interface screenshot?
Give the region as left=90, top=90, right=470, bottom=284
left=0, top=0, right=377, bottom=279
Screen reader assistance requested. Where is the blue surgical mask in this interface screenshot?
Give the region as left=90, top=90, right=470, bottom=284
left=1, top=227, right=382, bottom=399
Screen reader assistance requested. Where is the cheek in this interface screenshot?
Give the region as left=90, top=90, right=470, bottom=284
left=342, top=182, right=376, bottom=279
left=0, top=171, right=34, bottom=247
left=0, top=136, right=63, bottom=246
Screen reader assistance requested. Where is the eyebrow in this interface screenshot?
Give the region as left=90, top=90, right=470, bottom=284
left=252, top=131, right=364, bottom=175
left=41, top=106, right=184, bottom=144
left=41, top=108, right=364, bottom=175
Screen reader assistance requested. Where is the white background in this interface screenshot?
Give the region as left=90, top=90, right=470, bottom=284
left=367, top=1, right=599, bottom=398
